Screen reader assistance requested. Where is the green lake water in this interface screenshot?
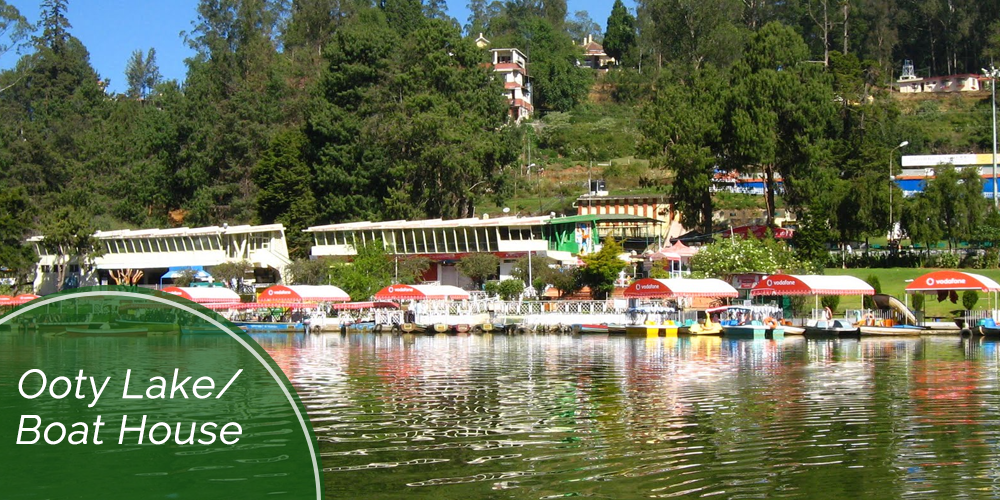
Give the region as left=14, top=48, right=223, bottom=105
left=261, top=333, right=1000, bottom=499
left=7, top=331, right=1000, bottom=499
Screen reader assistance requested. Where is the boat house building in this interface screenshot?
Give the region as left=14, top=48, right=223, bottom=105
left=306, top=215, right=598, bottom=288
left=30, top=224, right=291, bottom=294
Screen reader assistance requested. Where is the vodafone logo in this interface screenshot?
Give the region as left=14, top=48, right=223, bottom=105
left=766, top=279, right=796, bottom=287
left=267, top=289, right=274, bottom=296
left=388, top=286, right=394, bottom=293
left=637, top=284, right=662, bottom=290
left=928, top=277, right=965, bottom=286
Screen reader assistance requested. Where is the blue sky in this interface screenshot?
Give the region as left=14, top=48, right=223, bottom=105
left=1, top=0, right=632, bottom=95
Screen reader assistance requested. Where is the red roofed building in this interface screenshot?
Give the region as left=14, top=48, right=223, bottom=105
left=579, top=34, right=615, bottom=70
left=490, top=48, right=533, bottom=122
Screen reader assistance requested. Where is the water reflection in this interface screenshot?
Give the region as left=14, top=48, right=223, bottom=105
left=248, top=333, right=1000, bottom=499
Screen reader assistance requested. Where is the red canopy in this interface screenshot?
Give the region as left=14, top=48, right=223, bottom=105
left=373, top=284, right=470, bottom=301
left=259, top=284, right=350, bottom=303
left=332, top=301, right=400, bottom=310
left=201, top=302, right=317, bottom=310
left=161, top=286, right=241, bottom=304
left=14, top=294, right=41, bottom=304
left=750, top=274, right=875, bottom=296
left=624, top=278, right=739, bottom=299
left=0, top=295, right=13, bottom=305
left=905, top=271, right=1000, bottom=293
left=665, top=240, right=699, bottom=257
left=722, top=225, right=794, bottom=239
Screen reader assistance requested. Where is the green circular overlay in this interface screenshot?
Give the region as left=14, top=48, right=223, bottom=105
left=0, top=286, right=322, bottom=499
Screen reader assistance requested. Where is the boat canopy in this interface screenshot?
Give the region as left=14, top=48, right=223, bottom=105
left=201, top=301, right=317, bottom=310
left=161, top=286, right=241, bottom=304
left=258, top=284, right=351, bottom=303
left=750, top=274, right=875, bottom=296
left=0, top=294, right=42, bottom=306
left=332, top=301, right=399, bottom=310
left=904, top=270, right=1000, bottom=293
left=373, top=284, right=470, bottom=301
left=624, top=278, right=739, bottom=298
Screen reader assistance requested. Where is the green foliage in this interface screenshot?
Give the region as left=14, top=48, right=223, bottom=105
left=544, top=267, right=581, bottom=297
left=457, top=253, right=500, bottom=287
left=284, top=258, right=332, bottom=285
left=40, top=206, right=102, bottom=291
left=962, top=290, right=979, bottom=310
left=211, top=260, right=251, bottom=288
left=254, top=130, right=316, bottom=259
left=577, top=236, right=626, bottom=299
left=690, top=235, right=803, bottom=279
left=603, top=0, right=635, bottom=64
left=396, top=256, right=431, bottom=284
left=511, top=255, right=555, bottom=294
left=309, top=13, right=517, bottom=222
left=328, top=239, right=394, bottom=301
left=820, top=295, right=840, bottom=311
left=172, top=269, right=197, bottom=287
left=497, top=278, right=525, bottom=300
left=125, top=48, right=160, bottom=99
left=0, top=187, right=38, bottom=288
left=483, top=280, right=500, bottom=297
left=863, top=274, right=882, bottom=309
left=640, top=65, right=727, bottom=234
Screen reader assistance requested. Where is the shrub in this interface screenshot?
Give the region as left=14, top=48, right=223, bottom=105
left=911, top=293, right=925, bottom=311
left=864, top=275, right=882, bottom=309
left=962, top=290, right=979, bottom=310
left=821, top=295, right=840, bottom=312
left=497, top=279, right=526, bottom=301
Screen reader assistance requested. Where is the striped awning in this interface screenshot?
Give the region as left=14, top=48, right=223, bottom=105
left=624, top=278, right=739, bottom=299
left=750, top=274, right=875, bottom=296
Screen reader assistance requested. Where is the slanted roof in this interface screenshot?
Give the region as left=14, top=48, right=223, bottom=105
left=161, top=286, right=241, bottom=304
left=905, top=271, right=1000, bottom=293
left=373, top=284, right=471, bottom=301
left=259, top=285, right=351, bottom=303
left=624, top=278, right=739, bottom=298
left=750, top=274, right=875, bottom=296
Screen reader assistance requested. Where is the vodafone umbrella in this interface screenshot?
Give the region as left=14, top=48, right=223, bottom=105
left=373, top=284, right=470, bottom=301
left=624, top=278, right=739, bottom=299
left=904, top=271, right=1000, bottom=293
left=750, top=274, right=875, bottom=296
left=161, top=286, right=241, bottom=304
left=259, top=284, right=351, bottom=303
left=202, top=302, right=317, bottom=310
left=0, top=295, right=13, bottom=306
left=12, top=294, right=40, bottom=305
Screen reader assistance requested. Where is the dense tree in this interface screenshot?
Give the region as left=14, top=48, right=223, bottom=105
left=690, top=234, right=804, bottom=279
left=723, top=22, right=838, bottom=226
left=328, top=239, right=395, bottom=300
left=124, top=48, right=160, bottom=98
left=40, top=206, right=101, bottom=291
left=457, top=252, right=500, bottom=287
left=602, top=0, right=634, bottom=65
left=254, top=129, right=316, bottom=258
left=308, top=10, right=517, bottom=222
left=0, top=187, right=38, bottom=290
left=636, top=0, right=744, bottom=71
left=641, top=64, right=727, bottom=234
left=0, top=1, right=31, bottom=61
left=577, top=236, right=625, bottom=299
left=566, top=10, right=600, bottom=45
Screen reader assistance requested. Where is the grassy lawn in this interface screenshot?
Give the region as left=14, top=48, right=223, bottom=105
left=824, top=268, right=1000, bottom=317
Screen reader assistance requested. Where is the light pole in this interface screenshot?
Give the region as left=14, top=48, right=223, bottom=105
left=889, top=140, right=909, bottom=240
left=983, top=65, right=1000, bottom=207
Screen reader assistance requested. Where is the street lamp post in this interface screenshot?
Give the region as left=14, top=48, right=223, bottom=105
left=984, top=65, right=1000, bottom=208
left=889, top=140, right=909, bottom=240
